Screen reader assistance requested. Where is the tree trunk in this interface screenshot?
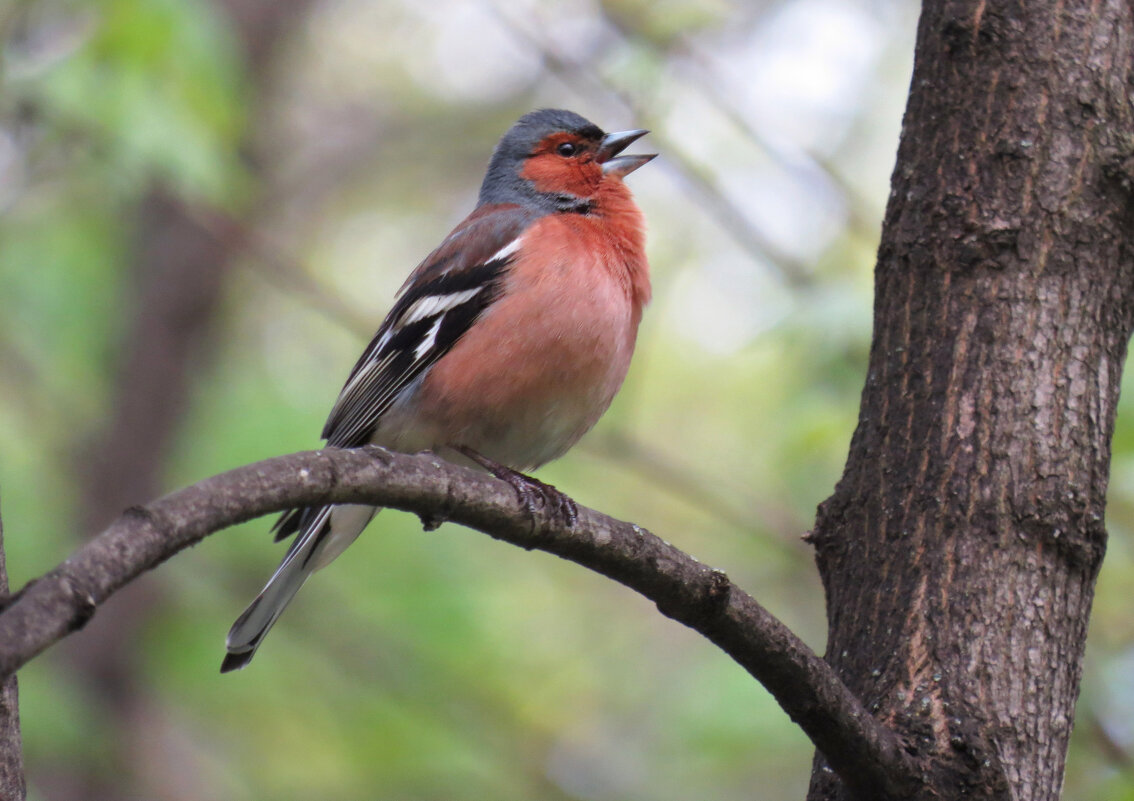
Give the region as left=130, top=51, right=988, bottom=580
left=808, top=0, right=1134, bottom=798
left=49, top=3, right=315, bottom=799
left=0, top=502, right=25, bottom=801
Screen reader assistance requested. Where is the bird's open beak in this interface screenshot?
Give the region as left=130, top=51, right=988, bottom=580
left=596, top=129, right=656, bottom=177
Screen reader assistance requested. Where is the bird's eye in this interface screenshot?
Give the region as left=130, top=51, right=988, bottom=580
left=556, top=142, right=578, bottom=157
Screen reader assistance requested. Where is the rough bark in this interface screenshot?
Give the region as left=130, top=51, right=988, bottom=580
left=808, top=0, right=1134, bottom=798
left=0, top=501, right=25, bottom=801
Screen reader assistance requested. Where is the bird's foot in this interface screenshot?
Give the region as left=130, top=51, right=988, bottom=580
left=502, top=471, right=578, bottom=529
left=458, top=447, right=578, bottom=528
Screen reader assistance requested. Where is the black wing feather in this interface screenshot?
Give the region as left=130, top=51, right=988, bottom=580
left=320, top=259, right=510, bottom=447
left=271, top=205, right=535, bottom=543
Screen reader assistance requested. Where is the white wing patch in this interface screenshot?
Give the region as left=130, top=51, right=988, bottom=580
left=415, top=317, right=444, bottom=359
left=401, top=286, right=484, bottom=326
left=395, top=238, right=520, bottom=328
left=322, top=229, right=523, bottom=447
left=488, top=237, right=522, bottom=264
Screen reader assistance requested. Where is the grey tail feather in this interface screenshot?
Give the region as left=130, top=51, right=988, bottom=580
left=221, top=508, right=331, bottom=673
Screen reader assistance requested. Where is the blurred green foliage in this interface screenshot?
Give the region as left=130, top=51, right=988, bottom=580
left=2, top=0, right=1134, bottom=799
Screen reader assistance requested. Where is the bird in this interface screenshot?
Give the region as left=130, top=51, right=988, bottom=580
left=222, top=108, right=655, bottom=672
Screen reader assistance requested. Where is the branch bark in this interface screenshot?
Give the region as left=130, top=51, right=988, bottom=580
left=0, top=447, right=922, bottom=799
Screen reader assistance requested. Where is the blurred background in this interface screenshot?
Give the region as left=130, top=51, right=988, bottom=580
left=2, top=0, right=1134, bottom=798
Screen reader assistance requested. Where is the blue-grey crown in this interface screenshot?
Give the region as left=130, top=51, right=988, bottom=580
left=478, top=109, right=605, bottom=212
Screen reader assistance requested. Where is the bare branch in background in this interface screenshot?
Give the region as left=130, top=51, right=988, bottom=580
left=580, top=429, right=810, bottom=555
left=1086, top=709, right=1134, bottom=773
left=0, top=447, right=922, bottom=800
left=487, top=4, right=876, bottom=288
left=189, top=205, right=378, bottom=338
left=665, top=36, right=882, bottom=243
left=487, top=7, right=810, bottom=285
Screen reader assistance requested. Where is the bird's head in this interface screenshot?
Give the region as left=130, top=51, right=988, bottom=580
left=479, top=109, right=655, bottom=213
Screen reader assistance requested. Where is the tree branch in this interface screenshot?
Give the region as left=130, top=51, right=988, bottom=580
left=0, top=447, right=922, bottom=799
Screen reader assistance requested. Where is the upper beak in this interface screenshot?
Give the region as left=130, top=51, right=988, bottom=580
left=596, top=129, right=656, bottom=177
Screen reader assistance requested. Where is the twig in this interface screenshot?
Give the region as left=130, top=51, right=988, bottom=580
left=188, top=205, right=378, bottom=338
left=1086, top=708, right=1134, bottom=772
left=0, top=446, right=921, bottom=799
left=580, top=429, right=810, bottom=557
left=669, top=36, right=883, bottom=244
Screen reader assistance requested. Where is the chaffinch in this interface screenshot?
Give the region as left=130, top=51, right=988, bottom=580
left=222, top=109, right=655, bottom=672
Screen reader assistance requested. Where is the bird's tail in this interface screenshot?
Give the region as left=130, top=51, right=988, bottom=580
left=221, top=503, right=378, bottom=672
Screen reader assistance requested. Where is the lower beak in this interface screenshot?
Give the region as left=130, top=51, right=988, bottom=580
left=596, top=129, right=656, bottom=177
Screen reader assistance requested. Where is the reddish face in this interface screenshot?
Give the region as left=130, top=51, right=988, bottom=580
left=519, top=132, right=605, bottom=198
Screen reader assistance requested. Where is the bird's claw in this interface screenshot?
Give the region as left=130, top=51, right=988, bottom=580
left=502, top=471, right=578, bottom=529
left=458, top=447, right=578, bottom=528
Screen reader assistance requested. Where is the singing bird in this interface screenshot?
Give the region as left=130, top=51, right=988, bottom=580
left=223, top=109, right=655, bottom=672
